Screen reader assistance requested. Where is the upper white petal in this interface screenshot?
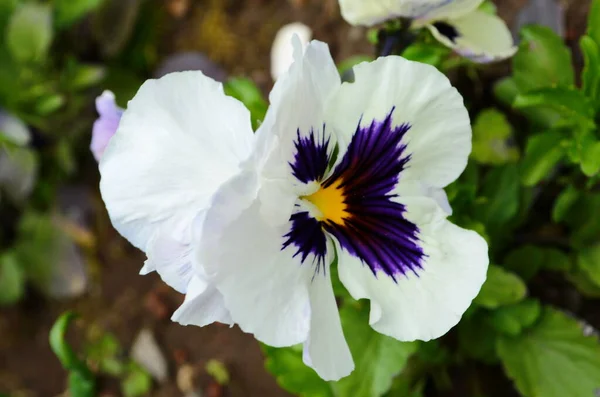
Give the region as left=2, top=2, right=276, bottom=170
left=326, top=55, right=471, bottom=189
left=414, top=0, right=483, bottom=24
left=255, top=39, right=341, bottom=225
left=339, top=0, right=483, bottom=27
left=337, top=196, right=488, bottom=341
left=99, top=71, right=254, bottom=292
left=270, top=23, right=313, bottom=81
left=428, top=11, right=517, bottom=63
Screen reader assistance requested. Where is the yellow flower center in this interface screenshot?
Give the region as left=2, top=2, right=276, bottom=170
left=303, top=180, right=349, bottom=224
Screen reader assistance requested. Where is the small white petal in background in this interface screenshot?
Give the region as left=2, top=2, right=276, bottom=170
left=0, top=110, right=37, bottom=204
left=427, top=10, right=517, bottom=63
left=91, top=90, right=123, bottom=162
left=338, top=0, right=516, bottom=63
left=270, top=22, right=313, bottom=80
left=0, top=111, right=31, bottom=146
left=131, top=328, right=169, bottom=383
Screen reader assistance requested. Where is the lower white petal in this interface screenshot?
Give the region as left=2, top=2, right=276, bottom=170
left=202, top=198, right=317, bottom=347
left=428, top=11, right=517, bottom=63
left=303, top=267, right=354, bottom=381
left=172, top=275, right=232, bottom=326
left=337, top=196, right=488, bottom=341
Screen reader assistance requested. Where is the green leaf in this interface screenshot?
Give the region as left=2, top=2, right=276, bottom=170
left=504, top=245, right=571, bottom=281
left=552, top=185, right=580, bottom=222
left=493, top=78, right=560, bottom=127
left=513, top=88, right=596, bottom=129
left=264, top=345, right=333, bottom=397
left=474, top=265, right=526, bottom=309
left=50, top=312, right=87, bottom=372
left=588, top=0, right=600, bottom=45
left=497, top=308, right=600, bottom=397
left=580, top=36, right=600, bottom=103
left=0, top=0, right=18, bottom=32
left=121, top=363, right=152, bottom=397
left=333, top=304, right=418, bottom=397
left=35, top=94, right=66, bottom=115
left=67, top=64, right=106, bottom=90
left=224, top=77, right=268, bottom=130
left=6, top=3, right=53, bottom=63
left=54, top=0, right=102, bottom=29
left=473, top=164, right=520, bottom=234
left=401, top=42, right=449, bottom=67
left=68, top=371, right=96, bottom=397
left=458, top=313, right=499, bottom=364
left=85, top=332, right=125, bottom=376
left=206, top=359, right=230, bottom=385
left=519, top=131, right=566, bottom=186
left=513, top=25, right=574, bottom=92
left=567, top=268, right=600, bottom=298
left=562, top=192, right=600, bottom=247
left=577, top=244, right=600, bottom=287
left=0, top=252, right=25, bottom=306
left=471, top=108, right=519, bottom=165
left=493, top=77, right=518, bottom=106
left=581, top=140, right=600, bottom=176
left=489, top=300, right=541, bottom=336
left=337, top=55, right=373, bottom=75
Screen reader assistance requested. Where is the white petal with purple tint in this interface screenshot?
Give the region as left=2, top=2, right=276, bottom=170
left=91, top=91, right=122, bottom=161
left=427, top=11, right=517, bottom=63
left=100, top=71, right=253, bottom=317
left=339, top=0, right=482, bottom=26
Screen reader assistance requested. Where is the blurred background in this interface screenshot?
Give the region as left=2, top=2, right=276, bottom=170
left=0, top=0, right=595, bottom=396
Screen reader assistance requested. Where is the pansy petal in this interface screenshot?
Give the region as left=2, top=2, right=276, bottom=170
left=257, top=39, right=340, bottom=193
left=202, top=199, right=320, bottom=347
left=327, top=56, right=471, bottom=189
left=414, top=0, right=483, bottom=23
left=201, top=183, right=351, bottom=377
left=270, top=23, right=313, bottom=81
left=99, top=71, right=254, bottom=255
left=252, top=39, right=340, bottom=226
left=428, top=11, right=517, bottom=63
left=172, top=275, right=232, bottom=327
left=91, top=91, right=122, bottom=162
left=303, top=268, right=354, bottom=380
left=337, top=196, right=488, bottom=341
left=339, top=0, right=482, bottom=27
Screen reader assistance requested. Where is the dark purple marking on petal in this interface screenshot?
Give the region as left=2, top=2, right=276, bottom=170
left=282, top=209, right=328, bottom=274
left=322, top=108, right=425, bottom=281
left=282, top=108, right=424, bottom=280
left=433, top=22, right=460, bottom=43
left=289, top=127, right=331, bottom=184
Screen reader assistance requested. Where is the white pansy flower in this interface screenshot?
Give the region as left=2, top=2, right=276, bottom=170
left=339, top=0, right=516, bottom=62
left=99, top=38, right=488, bottom=380
left=271, top=22, right=313, bottom=80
